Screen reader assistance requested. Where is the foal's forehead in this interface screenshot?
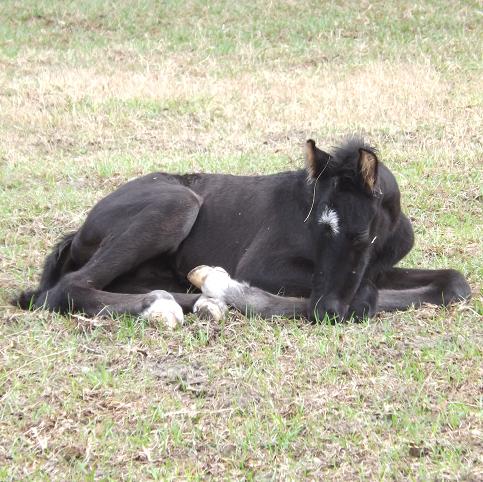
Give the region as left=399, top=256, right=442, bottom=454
left=316, top=182, right=375, bottom=233
left=329, top=184, right=376, bottom=216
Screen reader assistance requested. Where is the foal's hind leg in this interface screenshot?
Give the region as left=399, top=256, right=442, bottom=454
left=37, top=186, right=202, bottom=323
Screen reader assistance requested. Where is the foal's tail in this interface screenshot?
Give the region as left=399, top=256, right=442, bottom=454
left=12, top=232, right=77, bottom=310
left=376, top=267, right=471, bottom=312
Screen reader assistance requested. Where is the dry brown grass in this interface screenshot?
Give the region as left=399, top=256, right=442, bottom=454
left=2, top=58, right=481, bottom=159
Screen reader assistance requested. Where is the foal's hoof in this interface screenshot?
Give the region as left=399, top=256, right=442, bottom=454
left=187, top=265, right=212, bottom=288
left=193, top=296, right=228, bottom=322
left=187, top=266, right=232, bottom=298
left=141, top=290, right=184, bottom=329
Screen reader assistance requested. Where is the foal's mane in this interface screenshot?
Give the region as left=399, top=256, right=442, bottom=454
left=328, top=136, right=378, bottom=178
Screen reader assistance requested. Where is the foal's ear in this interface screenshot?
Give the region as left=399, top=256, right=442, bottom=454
left=305, top=139, right=331, bottom=180
left=358, top=148, right=379, bottom=193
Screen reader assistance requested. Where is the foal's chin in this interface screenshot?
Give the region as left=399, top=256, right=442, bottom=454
left=309, top=285, right=378, bottom=322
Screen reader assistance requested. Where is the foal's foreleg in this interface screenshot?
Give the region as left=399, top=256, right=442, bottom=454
left=188, top=266, right=308, bottom=319
left=345, top=266, right=471, bottom=318
left=376, top=267, right=471, bottom=312
left=187, top=265, right=471, bottom=322
left=347, top=279, right=379, bottom=319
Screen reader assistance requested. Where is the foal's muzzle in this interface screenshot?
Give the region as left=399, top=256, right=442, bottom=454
left=310, top=297, right=349, bottom=322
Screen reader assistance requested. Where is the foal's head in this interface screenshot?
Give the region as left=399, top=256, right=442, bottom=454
left=305, top=137, right=385, bottom=321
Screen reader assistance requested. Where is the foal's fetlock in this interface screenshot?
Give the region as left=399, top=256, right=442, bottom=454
left=141, top=290, right=184, bottom=329
left=187, top=266, right=234, bottom=299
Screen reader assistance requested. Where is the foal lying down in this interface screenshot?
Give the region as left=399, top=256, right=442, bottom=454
left=13, top=137, right=470, bottom=325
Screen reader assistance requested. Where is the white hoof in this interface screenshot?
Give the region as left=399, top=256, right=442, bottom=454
left=187, top=266, right=234, bottom=299
left=193, top=296, right=228, bottom=322
left=141, top=291, right=184, bottom=329
left=187, top=265, right=215, bottom=288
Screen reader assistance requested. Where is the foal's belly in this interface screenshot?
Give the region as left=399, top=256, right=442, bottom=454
left=172, top=184, right=314, bottom=297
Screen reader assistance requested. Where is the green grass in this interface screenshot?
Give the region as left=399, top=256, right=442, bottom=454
left=0, top=0, right=482, bottom=479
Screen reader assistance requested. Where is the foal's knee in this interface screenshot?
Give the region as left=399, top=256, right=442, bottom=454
left=392, top=214, right=415, bottom=264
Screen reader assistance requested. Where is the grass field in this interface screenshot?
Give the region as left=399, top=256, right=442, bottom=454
left=1, top=0, right=482, bottom=479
